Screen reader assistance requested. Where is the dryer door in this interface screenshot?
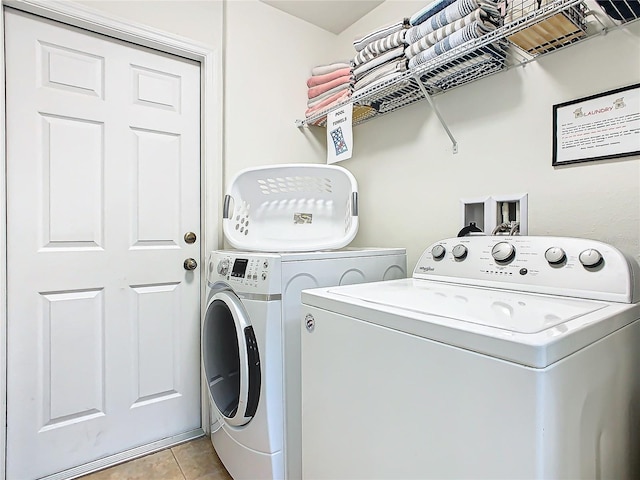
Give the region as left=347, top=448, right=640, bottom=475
left=203, top=290, right=261, bottom=427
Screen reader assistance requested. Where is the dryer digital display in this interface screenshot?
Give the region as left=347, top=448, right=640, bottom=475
left=231, top=259, right=249, bottom=278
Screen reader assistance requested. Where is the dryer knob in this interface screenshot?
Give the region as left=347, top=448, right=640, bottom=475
left=579, top=249, right=603, bottom=268
left=217, top=258, right=230, bottom=276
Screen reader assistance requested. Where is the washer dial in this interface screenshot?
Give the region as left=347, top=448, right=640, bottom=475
left=579, top=249, right=603, bottom=268
left=217, top=258, right=230, bottom=276
left=431, top=244, right=446, bottom=260
left=544, top=247, right=566, bottom=265
left=452, top=244, right=468, bottom=260
left=492, top=242, right=516, bottom=263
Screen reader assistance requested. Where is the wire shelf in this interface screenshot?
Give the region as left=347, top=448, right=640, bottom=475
left=297, top=0, right=640, bottom=128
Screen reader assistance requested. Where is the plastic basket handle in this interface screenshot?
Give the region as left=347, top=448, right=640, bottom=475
left=223, top=195, right=232, bottom=219
left=352, top=192, right=359, bottom=217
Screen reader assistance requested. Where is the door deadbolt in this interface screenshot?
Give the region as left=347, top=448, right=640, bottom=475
left=184, top=232, right=197, bottom=244
left=184, top=258, right=198, bottom=271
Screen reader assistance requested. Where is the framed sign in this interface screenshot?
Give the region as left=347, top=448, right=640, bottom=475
left=552, top=83, right=640, bottom=166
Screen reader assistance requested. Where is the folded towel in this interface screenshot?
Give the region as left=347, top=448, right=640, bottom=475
left=311, top=61, right=351, bottom=76
left=410, top=0, right=458, bottom=26
left=353, top=29, right=408, bottom=67
left=307, top=83, right=352, bottom=108
left=353, top=19, right=409, bottom=52
left=356, top=71, right=409, bottom=95
left=408, top=20, right=496, bottom=69
left=405, top=9, right=491, bottom=59
left=307, top=67, right=352, bottom=88
left=406, top=0, right=501, bottom=44
left=305, top=90, right=351, bottom=118
left=353, top=46, right=405, bottom=81
left=353, top=60, right=408, bottom=92
left=308, top=75, right=353, bottom=99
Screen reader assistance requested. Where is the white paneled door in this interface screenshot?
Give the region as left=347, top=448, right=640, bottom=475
left=5, top=10, right=201, bottom=479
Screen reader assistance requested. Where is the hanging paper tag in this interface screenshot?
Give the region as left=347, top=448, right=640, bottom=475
left=326, top=104, right=353, bottom=164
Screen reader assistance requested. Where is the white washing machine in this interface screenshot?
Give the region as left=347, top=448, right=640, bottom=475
left=202, top=247, right=407, bottom=479
left=301, top=236, right=640, bottom=479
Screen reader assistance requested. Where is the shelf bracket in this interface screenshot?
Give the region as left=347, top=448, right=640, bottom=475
left=412, top=74, right=458, bottom=154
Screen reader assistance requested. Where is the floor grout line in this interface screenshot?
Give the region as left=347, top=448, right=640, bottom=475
left=170, top=447, right=188, bottom=480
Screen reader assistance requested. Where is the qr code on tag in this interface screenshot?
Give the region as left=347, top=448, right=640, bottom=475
left=330, top=127, right=348, bottom=155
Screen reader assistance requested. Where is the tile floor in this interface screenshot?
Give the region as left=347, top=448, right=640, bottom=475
left=79, top=436, right=233, bottom=480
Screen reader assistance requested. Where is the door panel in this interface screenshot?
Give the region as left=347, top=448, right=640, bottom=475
left=5, top=9, right=201, bottom=479
left=131, top=128, right=181, bottom=245
left=131, top=282, right=182, bottom=405
left=42, top=114, right=104, bottom=248
left=41, top=288, right=105, bottom=429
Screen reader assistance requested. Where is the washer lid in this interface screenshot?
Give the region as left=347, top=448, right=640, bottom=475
left=304, top=278, right=639, bottom=368
left=327, top=279, right=607, bottom=334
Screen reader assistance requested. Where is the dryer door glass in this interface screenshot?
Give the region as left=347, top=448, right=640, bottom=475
left=203, top=293, right=260, bottom=427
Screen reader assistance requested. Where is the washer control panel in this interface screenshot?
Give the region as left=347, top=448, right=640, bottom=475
left=207, top=251, right=281, bottom=294
left=414, top=236, right=638, bottom=303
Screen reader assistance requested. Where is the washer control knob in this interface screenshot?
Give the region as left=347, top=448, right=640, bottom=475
left=431, top=244, right=446, bottom=260
left=579, top=249, right=603, bottom=268
left=545, top=247, right=566, bottom=265
left=452, top=244, right=468, bottom=260
left=263, top=260, right=269, bottom=269
left=492, top=242, right=516, bottom=263
left=217, top=258, right=230, bottom=276
left=261, top=272, right=268, bottom=281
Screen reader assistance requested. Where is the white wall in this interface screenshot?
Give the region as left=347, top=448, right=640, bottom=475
left=336, top=1, right=640, bottom=269
left=77, top=0, right=223, bottom=45
left=223, top=0, right=337, bottom=177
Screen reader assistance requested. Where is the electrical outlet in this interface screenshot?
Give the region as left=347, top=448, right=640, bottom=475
left=491, top=193, right=528, bottom=235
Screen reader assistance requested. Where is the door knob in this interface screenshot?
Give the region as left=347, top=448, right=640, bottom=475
left=184, top=258, right=198, bottom=271
left=184, top=232, right=197, bottom=244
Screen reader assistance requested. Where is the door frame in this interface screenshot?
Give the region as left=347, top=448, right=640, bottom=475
left=0, top=0, right=223, bottom=478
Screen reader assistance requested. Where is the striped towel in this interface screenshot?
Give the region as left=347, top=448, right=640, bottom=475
left=353, top=30, right=407, bottom=67
left=410, top=0, right=458, bottom=26
left=406, top=0, right=501, bottom=44
left=353, top=60, right=408, bottom=92
left=408, top=20, right=496, bottom=69
left=405, top=9, right=492, bottom=59
left=353, top=46, right=406, bottom=81
left=353, top=19, right=409, bottom=52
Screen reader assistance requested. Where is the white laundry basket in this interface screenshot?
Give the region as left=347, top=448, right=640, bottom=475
left=223, top=164, right=359, bottom=252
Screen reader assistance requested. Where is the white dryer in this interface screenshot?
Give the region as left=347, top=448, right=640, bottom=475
left=301, top=236, right=640, bottom=479
left=202, top=248, right=407, bottom=479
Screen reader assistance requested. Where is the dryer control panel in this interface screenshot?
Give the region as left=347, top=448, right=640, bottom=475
left=207, top=251, right=282, bottom=295
left=414, top=236, right=640, bottom=303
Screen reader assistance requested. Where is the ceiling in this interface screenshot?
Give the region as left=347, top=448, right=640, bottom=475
left=260, top=0, right=385, bottom=34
